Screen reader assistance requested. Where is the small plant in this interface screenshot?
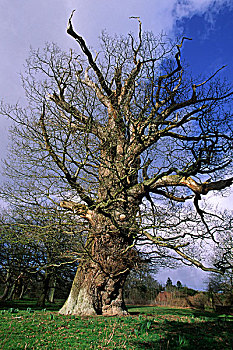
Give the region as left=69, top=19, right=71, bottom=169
left=26, top=307, right=34, bottom=313
left=134, top=316, right=153, bottom=337
left=178, top=335, right=188, bottom=346
left=8, top=308, right=19, bottom=313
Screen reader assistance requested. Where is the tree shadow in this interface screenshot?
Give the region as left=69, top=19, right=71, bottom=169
left=131, top=318, right=233, bottom=350
left=0, top=298, right=64, bottom=311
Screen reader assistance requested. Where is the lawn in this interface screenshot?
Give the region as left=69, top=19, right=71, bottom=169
left=0, top=300, right=232, bottom=349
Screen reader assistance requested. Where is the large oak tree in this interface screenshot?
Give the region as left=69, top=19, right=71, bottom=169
left=1, top=12, right=233, bottom=315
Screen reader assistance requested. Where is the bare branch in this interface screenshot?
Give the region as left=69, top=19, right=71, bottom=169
left=129, top=16, right=142, bottom=64
left=142, top=229, right=223, bottom=274
left=67, top=11, right=114, bottom=101
left=40, top=104, right=96, bottom=207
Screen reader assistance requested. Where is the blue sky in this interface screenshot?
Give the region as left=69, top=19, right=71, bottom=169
left=179, top=6, right=233, bottom=82
left=0, top=0, right=233, bottom=289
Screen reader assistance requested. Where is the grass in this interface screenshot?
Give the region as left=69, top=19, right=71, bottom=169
left=0, top=300, right=232, bottom=349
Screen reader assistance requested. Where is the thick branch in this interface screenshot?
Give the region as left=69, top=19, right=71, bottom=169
left=83, top=67, right=110, bottom=107
left=155, top=37, right=191, bottom=108
left=149, top=175, right=233, bottom=195
left=129, top=174, right=233, bottom=200
left=118, top=61, right=142, bottom=106
left=67, top=11, right=114, bottom=101
left=129, top=16, right=142, bottom=64
left=152, top=189, right=193, bottom=202
left=60, top=200, right=94, bottom=224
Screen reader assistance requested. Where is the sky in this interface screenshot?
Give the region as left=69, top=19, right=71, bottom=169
left=0, top=0, right=233, bottom=290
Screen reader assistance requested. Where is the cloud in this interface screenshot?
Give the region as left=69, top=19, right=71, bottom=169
left=173, top=0, right=233, bottom=25
left=63, top=0, right=233, bottom=41
left=206, top=189, right=233, bottom=211
left=173, top=0, right=232, bottom=21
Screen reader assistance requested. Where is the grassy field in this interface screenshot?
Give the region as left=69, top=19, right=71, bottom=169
left=0, top=300, right=232, bottom=349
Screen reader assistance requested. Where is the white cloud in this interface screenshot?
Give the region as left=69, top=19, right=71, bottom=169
left=172, top=0, right=233, bottom=32
left=206, top=189, right=233, bottom=212
left=64, top=0, right=233, bottom=40
left=173, top=0, right=232, bottom=18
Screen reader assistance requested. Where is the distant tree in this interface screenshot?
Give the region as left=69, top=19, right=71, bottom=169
left=166, top=277, right=173, bottom=291
left=1, top=12, right=233, bottom=315
left=0, top=206, right=81, bottom=305
left=213, top=211, right=233, bottom=274
left=207, top=214, right=233, bottom=306
left=124, top=265, right=162, bottom=304
left=0, top=215, right=36, bottom=301
left=176, top=280, right=182, bottom=289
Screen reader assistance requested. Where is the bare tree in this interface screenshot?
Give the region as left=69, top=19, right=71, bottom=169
left=0, top=206, right=81, bottom=304
left=1, top=12, right=233, bottom=315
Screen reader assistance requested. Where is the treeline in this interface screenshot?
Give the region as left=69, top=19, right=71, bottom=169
left=155, top=276, right=233, bottom=311
left=123, top=271, right=197, bottom=305
left=0, top=206, right=84, bottom=306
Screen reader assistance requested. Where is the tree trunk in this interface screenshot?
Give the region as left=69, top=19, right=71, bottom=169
left=59, top=134, right=141, bottom=316
left=48, top=275, right=57, bottom=303
left=0, top=269, right=11, bottom=300
left=59, top=264, right=129, bottom=316
left=6, top=282, right=16, bottom=301
left=0, top=285, right=10, bottom=301
left=19, top=285, right=26, bottom=300
left=59, top=212, right=138, bottom=316
left=37, top=271, right=51, bottom=307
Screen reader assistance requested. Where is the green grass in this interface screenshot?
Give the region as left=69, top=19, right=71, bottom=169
left=0, top=301, right=232, bottom=349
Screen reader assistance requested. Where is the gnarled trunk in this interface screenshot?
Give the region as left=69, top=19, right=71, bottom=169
left=59, top=263, right=129, bottom=316
left=59, top=126, right=141, bottom=316
left=59, top=212, right=138, bottom=316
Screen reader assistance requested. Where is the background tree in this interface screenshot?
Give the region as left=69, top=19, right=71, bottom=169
left=124, top=264, right=162, bottom=304
left=1, top=12, right=233, bottom=315
left=176, top=280, right=182, bottom=289
left=0, top=212, right=36, bottom=301
left=206, top=213, right=233, bottom=307
left=165, top=277, right=173, bottom=291
left=0, top=205, right=82, bottom=304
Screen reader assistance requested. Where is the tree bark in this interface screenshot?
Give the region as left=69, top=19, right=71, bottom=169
left=0, top=285, right=10, bottom=301
left=48, top=275, right=57, bottom=303
left=0, top=269, right=11, bottom=300
left=37, top=271, right=51, bottom=307
left=6, top=282, right=16, bottom=301
left=59, top=212, right=138, bottom=316
left=59, top=263, right=129, bottom=316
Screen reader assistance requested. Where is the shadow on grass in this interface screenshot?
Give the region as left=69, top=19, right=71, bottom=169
left=132, top=318, right=233, bottom=350
left=0, top=298, right=64, bottom=311
left=128, top=305, right=218, bottom=318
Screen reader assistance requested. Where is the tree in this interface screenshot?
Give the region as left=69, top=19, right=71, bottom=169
left=207, top=213, right=233, bottom=306
left=0, top=205, right=81, bottom=304
left=0, top=213, right=37, bottom=301
left=166, top=277, right=173, bottom=291
left=1, top=12, right=233, bottom=315
left=124, top=264, right=162, bottom=304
